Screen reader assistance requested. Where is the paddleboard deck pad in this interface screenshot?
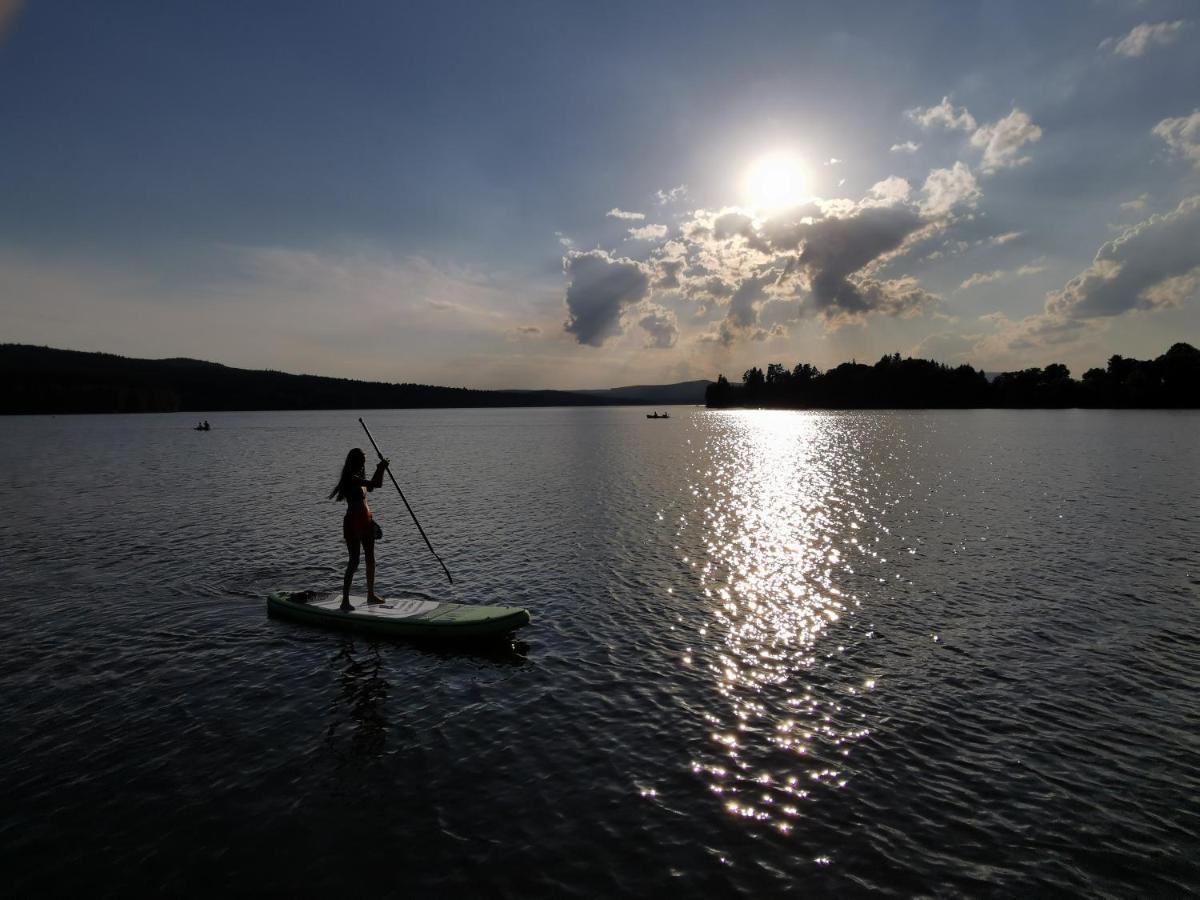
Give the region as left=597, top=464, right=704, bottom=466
left=267, top=590, right=530, bottom=639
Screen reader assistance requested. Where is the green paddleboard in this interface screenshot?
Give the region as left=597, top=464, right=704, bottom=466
left=267, top=590, right=530, bottom=640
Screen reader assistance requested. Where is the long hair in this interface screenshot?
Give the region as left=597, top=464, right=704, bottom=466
left=329, top=448, right=367, bottom=501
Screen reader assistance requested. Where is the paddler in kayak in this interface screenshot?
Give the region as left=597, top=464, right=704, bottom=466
left=328, top=448, right=390, bottom=611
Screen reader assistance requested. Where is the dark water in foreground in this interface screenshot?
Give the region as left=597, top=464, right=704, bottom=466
left=1, top=407, right=1197, bottom=896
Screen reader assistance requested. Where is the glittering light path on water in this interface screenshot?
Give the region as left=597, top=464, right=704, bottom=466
left=682, top=411, right=912, bottom=845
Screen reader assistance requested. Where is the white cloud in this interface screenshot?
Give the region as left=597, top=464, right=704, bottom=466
left=890, top=141, right=921, bottom=153
left=867, top=176, right=912, bottom=205
left=959, top=270, right=1006, bottom=289
left=989, top=231, right=1023, bottom=245
left=627, top=224, right=669, bottom=241
left=959, top=262, right=1046, bottom=290
left=1153, top=110, right=1200, bottom=168
left=1047, top=195, right=1200, bottom=319
left=970, top=109, right=1043, bottom=172
left=606, top=208, right=645, bottom=220
left=1101, top=20, right=1189, bottom=57
left=655, top=185, right=688, bottom=205
left=908, top=97, right=977, bottom=131
left=921, top=162, right=981, bottom=216
left=1120, top=194, right=1149, bottom=211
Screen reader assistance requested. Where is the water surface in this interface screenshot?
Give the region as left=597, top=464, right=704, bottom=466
left=1, top=407, right=1197, bottom=895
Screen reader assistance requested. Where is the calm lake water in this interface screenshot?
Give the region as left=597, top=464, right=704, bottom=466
left=1, top=407, right=1197, bottom=896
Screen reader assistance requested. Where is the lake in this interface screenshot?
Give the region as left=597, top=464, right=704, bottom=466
left=1, top=407, right=1197, bottom=896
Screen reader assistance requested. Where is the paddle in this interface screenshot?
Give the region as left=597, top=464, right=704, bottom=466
left=358, top=417, right=454, bottom=585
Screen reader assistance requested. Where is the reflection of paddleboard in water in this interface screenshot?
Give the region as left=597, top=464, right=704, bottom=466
left=267, top=590, right=530, bottom=640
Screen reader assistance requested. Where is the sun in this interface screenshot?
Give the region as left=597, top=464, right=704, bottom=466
left=742, top=151, right=810, bottom=213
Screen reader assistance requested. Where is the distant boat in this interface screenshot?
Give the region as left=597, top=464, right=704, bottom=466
left=646, top=412, right=670, bottom=419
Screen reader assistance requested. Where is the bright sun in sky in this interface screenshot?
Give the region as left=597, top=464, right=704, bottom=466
left=742, top=151, right=811, bottom=212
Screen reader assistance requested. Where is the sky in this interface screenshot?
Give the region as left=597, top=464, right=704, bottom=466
left=1, top=0, right=1198, bottom=389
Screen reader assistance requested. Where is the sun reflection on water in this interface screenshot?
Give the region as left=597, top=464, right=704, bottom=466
left=685, top=411, right=894, bottom=839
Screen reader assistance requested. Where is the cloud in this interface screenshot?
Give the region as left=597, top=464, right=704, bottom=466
left=651, top=240, right=687, bottom=289
left=867, top=176, right=912, bottom=205
left=1046, top=195, right=1200, bottom=319
left=959, top=270, right=1006, bottom=290
left=989, top=231, right=1023, bottom=245
left=1153, top=110, right=1200, bottom=168
left=921, top=162, right=981, bottom=216
left=515, top=325, right=542, bottom=335
left=786, top=206, right=937, bottom=323
left=655, top=185, right=688, bottom=205
left=890, top=141, right=921, bottom=153
left=627, top=223, right=669, bottom=241
left=555, top=231, right=573, bottom=247
left=910, top=329, right=984, bottom=364
left=1120, top=194, right=1149, bottom=211
left=638, top=305, right=679, bottom=348
left=959, top=262, right=1045, bottom=290
left=606, top=208, right=645, bottom=220
left=562, top=250, right=650, bottom=346
left=969, top=109, right=1042, bottom=172
left=726, top=273, right=772, bottom=328
left=972, top=311, right=1092, bottom=359
left=1100, top=20, right=1189, bottom=57
left=908, top=97, right=977, bottom=132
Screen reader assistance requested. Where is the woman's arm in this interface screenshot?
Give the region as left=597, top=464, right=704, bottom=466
left=367, top=458, right=389, bottom=491
left=348, top=460, right=389, bottom=492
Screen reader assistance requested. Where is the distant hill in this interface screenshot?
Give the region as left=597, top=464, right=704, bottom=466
left=0, top=344, right=708, bottom=414
left=0, top=344, right=612, bottom=414
left=573, top=380, right=712, bottom=405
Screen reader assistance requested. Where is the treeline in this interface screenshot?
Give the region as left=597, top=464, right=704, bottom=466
left=0, top=345, right=610, bottom=414
left=705, top=343, right=1200, bottom=409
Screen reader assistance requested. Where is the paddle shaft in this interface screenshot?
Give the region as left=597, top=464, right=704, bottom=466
left=358, top=417, right=454, bottom=585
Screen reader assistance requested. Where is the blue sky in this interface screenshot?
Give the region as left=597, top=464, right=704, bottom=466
left=2, top=0, right=1198, bottom=387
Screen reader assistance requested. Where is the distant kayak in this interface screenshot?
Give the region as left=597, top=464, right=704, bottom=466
left=646, top=412, right=671, bottom=419
left=267, top=590, right=530, bottom=640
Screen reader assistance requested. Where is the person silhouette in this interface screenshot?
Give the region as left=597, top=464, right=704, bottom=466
left=328, top=448, right=389, bottom=611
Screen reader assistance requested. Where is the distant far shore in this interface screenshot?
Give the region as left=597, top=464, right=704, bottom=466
left=0, top=345, right=711, bottom=415
left=706, top=342, right=1200, bottom=410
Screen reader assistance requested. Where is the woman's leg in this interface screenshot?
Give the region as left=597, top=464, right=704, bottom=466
left=365, top=536, right=382, bottom=603
left=342, top=541, right=361, bottom=610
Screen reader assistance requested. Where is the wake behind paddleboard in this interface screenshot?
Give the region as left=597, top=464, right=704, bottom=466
left=267, top=590, right=530, bottom=640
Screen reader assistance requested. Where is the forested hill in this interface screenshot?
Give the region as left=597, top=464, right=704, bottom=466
left=0, top=345, right=617, bottom=414
left=574, top=380, right=712, bottom=404
left=706, top=343, right=1200, bottom=409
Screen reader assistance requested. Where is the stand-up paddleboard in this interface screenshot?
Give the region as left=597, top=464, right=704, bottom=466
left=267, top=590, right=530, bottom=640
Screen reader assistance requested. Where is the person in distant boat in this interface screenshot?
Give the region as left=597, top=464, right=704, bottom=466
left=329, top=448, right=389, bottom=612
left=203, top=420, right=210, bottom=430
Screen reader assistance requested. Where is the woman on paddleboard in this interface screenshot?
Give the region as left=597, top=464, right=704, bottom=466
left=329, top=448, right=389, bottom=611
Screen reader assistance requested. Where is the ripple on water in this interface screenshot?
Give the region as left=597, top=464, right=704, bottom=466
left=1, top=408, right=1198, bottom=896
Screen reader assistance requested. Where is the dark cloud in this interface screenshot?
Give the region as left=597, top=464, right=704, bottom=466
left=562, top=250, right=650, bottom=346
left=1046, top=195, right=1200, bottom=318
left=654, top=258, right=684, bottom=289
left=726, top=274, right=771, bottom=328
left=786, top=206, right=930, bottom=319
left=638, top=306, right=678, bottom=348
left=713, top=212, right=755, bottom=240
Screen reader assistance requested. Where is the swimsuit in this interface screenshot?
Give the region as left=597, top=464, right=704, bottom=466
left=342, top=487, right=375, bottom=544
